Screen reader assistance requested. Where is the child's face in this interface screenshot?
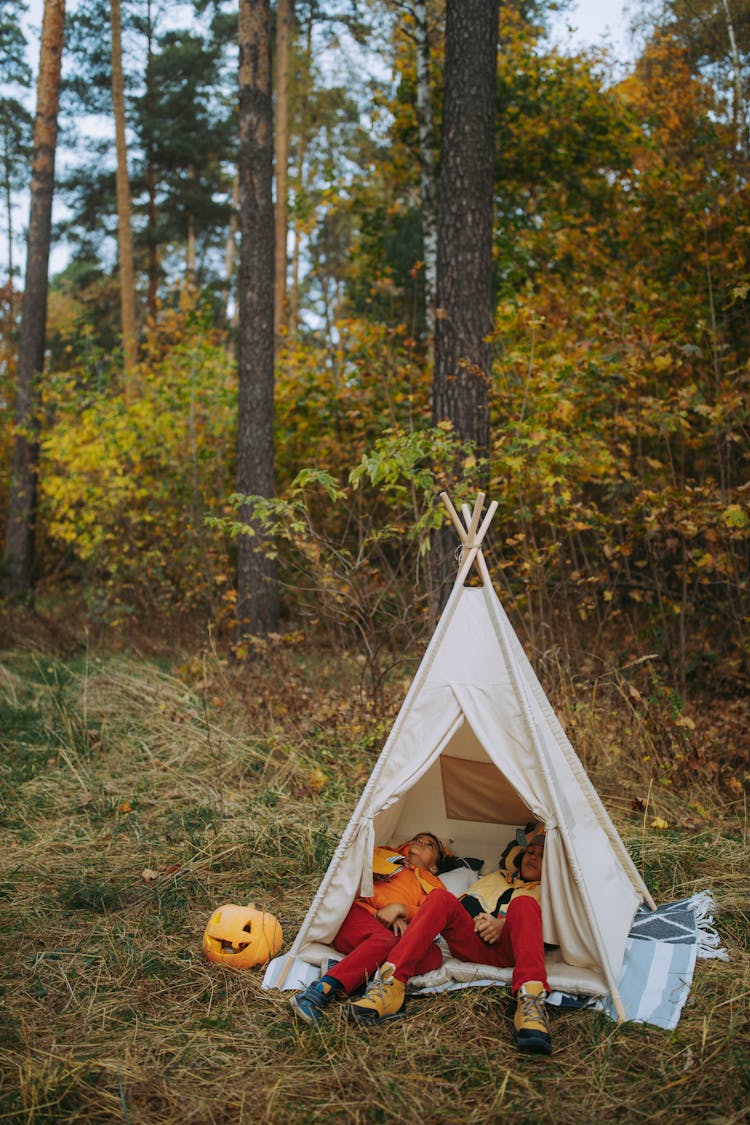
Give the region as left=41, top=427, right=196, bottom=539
left=406, top=836, right=441, bottom=873
left=520, top=843, right=544, bottom=881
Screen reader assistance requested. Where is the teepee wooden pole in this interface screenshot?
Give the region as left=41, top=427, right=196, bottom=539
left=441, top=492, right=497, bottom=587
left=454, top=545, right=481, bottom=588
left=477, top=501, right=498, bottom=544
left=440, top=491, right=474, bottom=542
left=464, top=494, right=485, bottom=541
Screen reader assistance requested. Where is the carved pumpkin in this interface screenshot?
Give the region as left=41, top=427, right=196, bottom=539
left=202, top=903, right=282, bottom=969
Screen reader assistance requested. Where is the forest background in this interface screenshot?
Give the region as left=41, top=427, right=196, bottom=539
left=1, top=2, right=749, bottom=1121
left=2, top=0, right=749, bottom=771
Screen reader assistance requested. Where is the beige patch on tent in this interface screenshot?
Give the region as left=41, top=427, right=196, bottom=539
left=440, top=754, right=530, bottom=824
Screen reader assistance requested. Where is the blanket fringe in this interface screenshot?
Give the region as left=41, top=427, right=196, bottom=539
left=688, top=891, right=730, bottom=961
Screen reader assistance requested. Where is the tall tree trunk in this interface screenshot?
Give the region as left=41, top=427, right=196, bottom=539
left=186, top=164, right=196, bottom=280
left=4, top=0, right=65, bottom=595
left=145, top=0, right=159, bottom=317
left=288, top=7, right=312, bottom=336
left=3, top=126, right=15, bottom=323
left=720, top=0, right=748, bottom=161
left=236, top=0, right=279, bottom=641
left=186, top=212, right=196, bottom=279
left=110, top=0, right=138, bottom=390
left=289, top=128, right=304, bottom=334
left=413, top=0, right=438, bottom=344
left=273, top=0, right=293, bottom=339
left=146, top=153, right=158, bottom=314
left=432, top=0, right=498, bottom=604
left=223, top=170, right=240, bottom=337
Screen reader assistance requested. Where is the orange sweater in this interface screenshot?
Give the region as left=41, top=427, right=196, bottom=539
left=355, top=844, right=444, bottom=922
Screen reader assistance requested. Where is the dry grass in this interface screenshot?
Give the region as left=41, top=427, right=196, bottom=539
left=0, top=640, right=748, bottom=1124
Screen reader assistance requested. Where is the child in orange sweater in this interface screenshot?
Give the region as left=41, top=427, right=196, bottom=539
left=289, top=833, right=447, bottom=1024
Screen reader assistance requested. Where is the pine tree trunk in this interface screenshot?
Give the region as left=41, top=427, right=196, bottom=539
left=413, top=0, right=438, bottom=344
left=4, top=0, right=65, bottom=595
left=223, top=170, right=240, bottom=338
left=186, top=164, right=196, bottom=280
left=145, top=0, right=158, bottom=317
left=236, top=0, right=279, bottom=641
left=288, top=8, right=312, bottom=336
left=720, top=0, right=748, bottom=160
left=432, top=0, right=498, bottom=606
left=289, top=126, right=305, bottom=334
left=433, top=0, right=497, bottom=460
left=146, top=153, right=158, bottom=314
left=3, top=127, right=15, bottom=323
left=110, top=0, right=138, bottom=389
left=273, top=0, right=293, bottom=338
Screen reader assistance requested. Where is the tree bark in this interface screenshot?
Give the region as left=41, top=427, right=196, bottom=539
left=4, top=0, right=65, bottom=595
left=144, top=0, right=159, bottom=317
left=288, top=6, right=312, bottom=336
left=433, top=0, right=497, bottom=461
left=413, top=0, right=438, bottom=344
left=110, top=0, right=138, bottom=389
left=719, top=0, right=748, bottom=161
left=223, top=170, right=240, bottom=339
left=432, top=0, right=498, bottom=604
left=3, top=125, right=15, bottom=322
left=186, top=164, right=196, bottom=280
left=236, top=0, right=279, bottom=640
left=273, top=0, right=293, bottom=338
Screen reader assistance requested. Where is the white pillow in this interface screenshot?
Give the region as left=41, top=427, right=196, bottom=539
left=439, top=866, right=480, bottom=897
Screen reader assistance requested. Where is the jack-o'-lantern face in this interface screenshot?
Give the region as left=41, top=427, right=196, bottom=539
left=202, top=903, right=282, bottom=969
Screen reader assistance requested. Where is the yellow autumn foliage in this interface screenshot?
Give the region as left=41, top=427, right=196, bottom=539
left=40, top=319, right=236, bottom=615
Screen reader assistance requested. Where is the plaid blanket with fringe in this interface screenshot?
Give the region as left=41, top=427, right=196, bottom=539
left=549, top=890, right=729, bottom=1030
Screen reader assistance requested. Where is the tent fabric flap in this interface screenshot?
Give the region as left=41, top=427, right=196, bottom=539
left=288, top=694, right=465, bottom=952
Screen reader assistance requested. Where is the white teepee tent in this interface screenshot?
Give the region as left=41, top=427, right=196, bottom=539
left=276, top=494, right=654, bottom=1019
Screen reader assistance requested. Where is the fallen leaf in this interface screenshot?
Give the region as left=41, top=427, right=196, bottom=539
left=308, top=767, right=327, bottom=793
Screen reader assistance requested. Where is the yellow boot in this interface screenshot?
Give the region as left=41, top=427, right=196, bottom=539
left=513, top=981, right=552, bottom=1055
left=347, top=963, right=406, bottom=1024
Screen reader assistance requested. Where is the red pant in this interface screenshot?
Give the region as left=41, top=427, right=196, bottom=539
left=329, top=904, right=443, bottom=993
left=388, top=888, right=549, bottom=993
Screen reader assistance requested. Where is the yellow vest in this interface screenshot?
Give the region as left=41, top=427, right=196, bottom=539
left=462, top=869, right=541, bottom=916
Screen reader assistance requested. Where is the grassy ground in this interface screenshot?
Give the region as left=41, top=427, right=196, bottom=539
left=0, top=636, right=748, bottom=1124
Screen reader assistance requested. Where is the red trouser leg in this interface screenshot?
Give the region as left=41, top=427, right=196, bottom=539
left=388, top=888, right=549, bottom=993
left=500, top=896, right=549, bottom=993
left=327, top=904, right=442, bottom=994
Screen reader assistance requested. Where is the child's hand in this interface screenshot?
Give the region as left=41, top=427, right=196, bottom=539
left=474, top=912, right=505, bottom=944
left=375, top=902, right=408, bottom=931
